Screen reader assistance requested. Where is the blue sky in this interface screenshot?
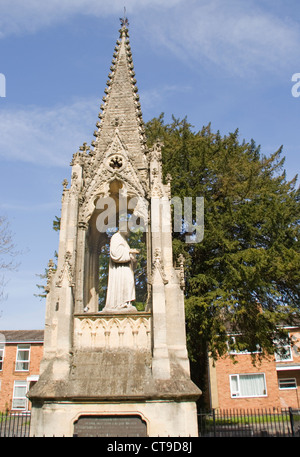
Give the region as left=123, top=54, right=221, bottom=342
left=0, top=0, right=299, bottom=330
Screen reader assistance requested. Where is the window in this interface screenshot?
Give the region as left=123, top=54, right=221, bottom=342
left=227, top=335, right=261, bottom=354
left=230, top=373, right=267, bottom=398
left=0, top=344, right=4, bottom=370
left=15, top=344, right=30, bottom=371
left=279, top=378, right=297, bottom=390
left=12, top=381, right=28, bottom=410
left=274, top=336, right=293, bottom=362
left=275, top=344, right=293, bottom=362
left=27, top=375, right=39, bottom=391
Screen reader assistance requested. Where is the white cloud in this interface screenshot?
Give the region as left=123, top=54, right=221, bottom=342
left=138, top=0, right=300, bottom=77
left=0, top=82, right=191, bottom=167
left=0, top=97, right=99, bottom=167
left=140, top=84, right=191, bottom=114
left=0, top=201, right=58, bottom=212
left=0, top=1, right=299, bottom=78
left=0, top=0, right=181, bottom=38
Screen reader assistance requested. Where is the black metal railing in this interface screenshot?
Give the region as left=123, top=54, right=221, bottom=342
left=0, top=411, right=31, bottom=437
left=198, top=407, right=300, bottom=437
left=1, top=408, right=300, bottom=437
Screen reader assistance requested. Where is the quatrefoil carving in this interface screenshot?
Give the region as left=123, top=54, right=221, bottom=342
left=109, top=155, right=123, bottom=169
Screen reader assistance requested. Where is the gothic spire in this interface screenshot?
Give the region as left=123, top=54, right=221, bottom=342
left=91, top=17, right=147, bottom=169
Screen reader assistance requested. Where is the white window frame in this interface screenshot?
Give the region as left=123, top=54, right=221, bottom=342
left=12, top=380, right=28, bottom=410
left=27, top=374, right=39, bottom=391
left=0, top=343, right=4, bottom=371
left=275, top=344, right=293, bottom=362
left=274, top=334, right=293, bottom=362
left=278, top=378, right=297, bottom=390
left=227, top=335, right=261, bottom=354
left=15, top=344, right=31, bottom=371
left=230, top=373, right=267, bottom=398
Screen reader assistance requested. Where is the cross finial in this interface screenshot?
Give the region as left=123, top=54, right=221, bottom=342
left=120, top=7, right=129, bottom=27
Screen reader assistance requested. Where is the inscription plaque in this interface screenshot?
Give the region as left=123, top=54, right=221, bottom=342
left=73, top=415, right=147, bottom=437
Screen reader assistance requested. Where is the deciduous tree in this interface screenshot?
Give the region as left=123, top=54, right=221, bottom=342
left=0, top=216, right=19, bottom=303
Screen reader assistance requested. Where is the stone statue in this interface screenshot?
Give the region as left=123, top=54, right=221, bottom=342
left=102, top=230, right=139, bottom=312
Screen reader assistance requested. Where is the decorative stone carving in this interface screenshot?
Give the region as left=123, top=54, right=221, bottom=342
left=78, top=221, right=89, bottom=230
left=177, top=253, right=186, bottom=290
left=74, top=314, right=151, bottom=349
left=56, top=251, right=74, bottom=288
left=45, top=259, right=55, bottom=293
left=149, top=248, right=168, bottom=285
left=62, top=179, right=68, bottom=190
left=109, top=155, right=123, bottom=169
left=79, top=129, right=149, bottom=225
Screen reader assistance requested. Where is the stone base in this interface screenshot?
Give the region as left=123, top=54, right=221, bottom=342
left=30, top=400, right=198, bottom=437
left=28, top=347, right=201, bottom=437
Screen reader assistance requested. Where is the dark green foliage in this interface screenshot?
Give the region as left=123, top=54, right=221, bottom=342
left=127, top=229, right=148, bottom=308
left=52, top=216, right=61, bottom=232
left=98, top=240, right=110, bottom=310
left=145, top=114, right=300, bottom=368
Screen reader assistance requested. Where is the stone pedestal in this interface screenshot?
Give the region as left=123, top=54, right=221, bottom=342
left=30, top=401, right=198, bottom=437
left=29, top=313, right=200, bottom=436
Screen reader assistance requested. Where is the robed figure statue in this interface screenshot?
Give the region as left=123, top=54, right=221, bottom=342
left=102, top=230, right=139, bottom=312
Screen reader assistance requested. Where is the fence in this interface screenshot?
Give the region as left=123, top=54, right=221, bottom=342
left=0, top=411, right=31, bottom=437
left=198, top=408, right=300, bottom=437
left=1, top=408, right=300, bottom=437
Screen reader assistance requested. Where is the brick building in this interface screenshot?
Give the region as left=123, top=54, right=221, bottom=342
left=208, top=325, right=300, bottom=410
left=0, top=330, right=44, bottom=412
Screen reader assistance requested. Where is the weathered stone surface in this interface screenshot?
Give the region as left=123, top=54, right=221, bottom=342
left=73, top=313, right=151, bottom=349
left=28, top=348, right=200, bottom=402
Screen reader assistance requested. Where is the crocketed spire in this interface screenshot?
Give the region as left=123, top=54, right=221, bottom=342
left=90, top=18, right=148, bottom=170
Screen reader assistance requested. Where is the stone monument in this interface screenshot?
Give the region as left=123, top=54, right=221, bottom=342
left=28, top=18, right=201, bottom=437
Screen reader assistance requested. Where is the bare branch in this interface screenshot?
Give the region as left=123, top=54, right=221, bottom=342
left=0, top=216, right=19, bottom=303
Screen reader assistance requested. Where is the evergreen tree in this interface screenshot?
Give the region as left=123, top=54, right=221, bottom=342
left=145, top=115, right=300, bottom=377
